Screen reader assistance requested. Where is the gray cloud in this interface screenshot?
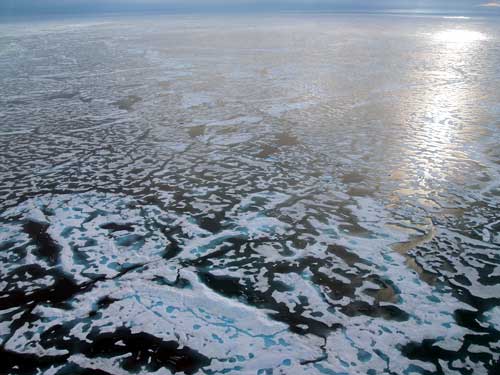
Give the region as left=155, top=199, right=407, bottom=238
left=1, top=0, right=499, bottom=15
left=480, top=1, right=500, bottom=6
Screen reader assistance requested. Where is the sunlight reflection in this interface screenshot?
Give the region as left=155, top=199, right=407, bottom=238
left=391, top=28, right=487, bottom=200
left=412, top=31, right=481, bottom=191
left=434, top=29, right=487, bottom=47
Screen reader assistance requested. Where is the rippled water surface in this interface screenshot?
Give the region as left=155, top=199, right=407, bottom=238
left=0, top=13, right=499, bottom=375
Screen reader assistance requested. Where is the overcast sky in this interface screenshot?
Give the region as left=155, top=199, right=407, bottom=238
left=1, top=0, right=500, bottom=15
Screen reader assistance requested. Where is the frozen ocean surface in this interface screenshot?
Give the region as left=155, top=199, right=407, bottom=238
left=0, top=13, right=499, bottom=375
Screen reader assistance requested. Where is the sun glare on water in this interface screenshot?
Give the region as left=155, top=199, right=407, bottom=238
left=434, top=29, right=487, bottom=46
